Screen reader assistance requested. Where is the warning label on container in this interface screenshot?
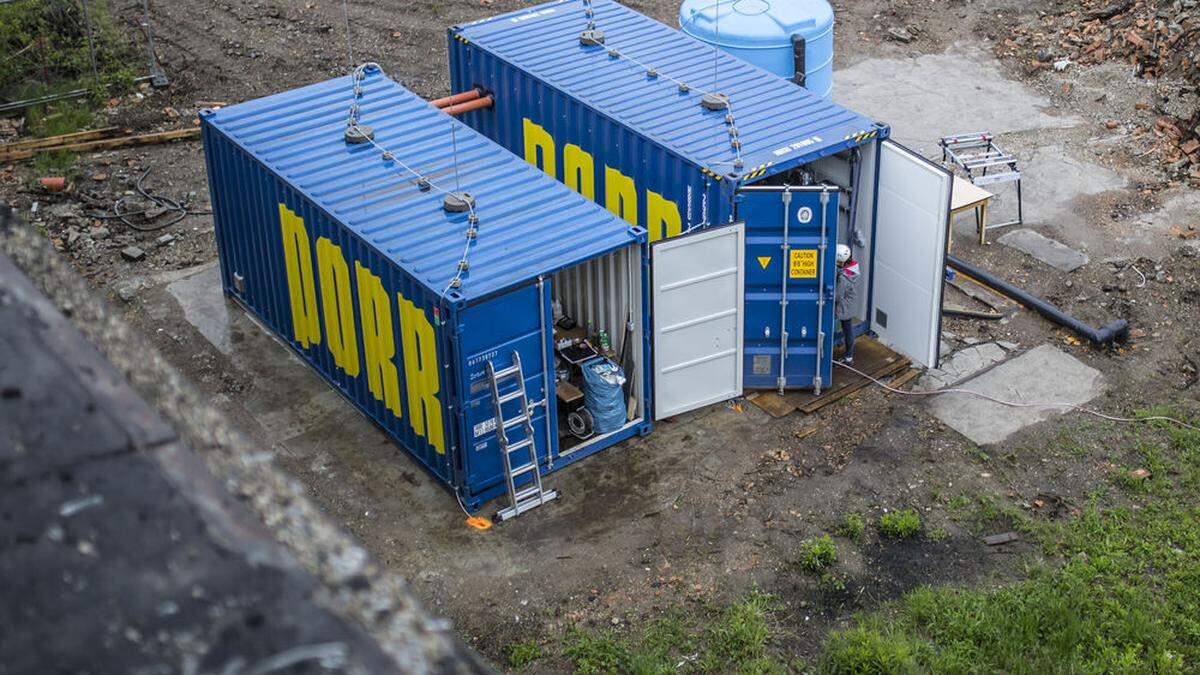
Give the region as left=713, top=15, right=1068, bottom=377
left=789, top=249, right=818, bottom=278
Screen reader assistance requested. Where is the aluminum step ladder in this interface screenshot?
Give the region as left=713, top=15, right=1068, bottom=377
left=486, top=351, right=558, bottom=522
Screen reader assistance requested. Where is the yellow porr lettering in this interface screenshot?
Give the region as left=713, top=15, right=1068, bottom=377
left=604, top=167, right=637, bottom=225
left=279, top=204, right=321, bottom=349
left=316, top=237, right=359, bottom=376
left=355, top=262, right=402, bottom=418
left=398, top=295, right=445, bottom=454
left=522, top=118, right=556, bottom=179
left=563, top=143, right=595, bottom=199
left=646, top=190, right=682, bottom=242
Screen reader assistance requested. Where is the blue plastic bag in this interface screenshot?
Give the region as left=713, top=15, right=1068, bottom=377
left=581, top=357, right=626, bottom=434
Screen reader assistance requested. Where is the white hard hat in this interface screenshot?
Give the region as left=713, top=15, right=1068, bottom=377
left=836, top=244, right=852, bottom=265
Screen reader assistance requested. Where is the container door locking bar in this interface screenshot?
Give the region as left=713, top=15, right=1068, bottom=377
left=486, top=351, right=558, bottom=522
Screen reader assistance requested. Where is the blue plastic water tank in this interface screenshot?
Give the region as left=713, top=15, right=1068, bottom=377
left=679, top=0, right=834, bottom=98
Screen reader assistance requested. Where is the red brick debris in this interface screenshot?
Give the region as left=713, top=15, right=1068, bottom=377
left=999, top=0, right=1200, bottom=184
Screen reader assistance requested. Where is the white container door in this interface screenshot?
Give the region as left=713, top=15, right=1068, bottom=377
left=652, top=223, right=745, bottom=420
left=870, top=140, right=953, bottom=368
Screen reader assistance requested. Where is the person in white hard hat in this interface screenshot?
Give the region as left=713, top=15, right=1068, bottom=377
left=834, top=244, right=861, bottom=364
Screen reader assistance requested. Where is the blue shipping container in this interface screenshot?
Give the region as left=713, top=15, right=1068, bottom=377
left=201, top=67, right=652, bottom=512
left=450, top=0, right=956, bottom=394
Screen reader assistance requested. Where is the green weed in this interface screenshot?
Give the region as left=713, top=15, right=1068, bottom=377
left=504, top=639, right=541, bottom=670
left=878, top=509, right=921, bottom=538
left=835, top=512, right=865, bottom=540
left=796, top=535, right=837, bottom=573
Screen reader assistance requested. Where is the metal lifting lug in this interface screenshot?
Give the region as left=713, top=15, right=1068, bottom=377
left=678, top=82, right=690, bottom=93
left=416, top=177, right=431, bottom=191
left=700, top=92, right=730, bottom=111
left=344, top=124, right=373, bottom=144
left=579, top=28, right=605, bottom=46
left=646, top=68, right=658, bottom=79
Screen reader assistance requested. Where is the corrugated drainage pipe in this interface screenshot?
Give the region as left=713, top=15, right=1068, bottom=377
left=442, top=96, right=494, bottom=116
left=430, top=88, right=483, bottom=108
left=946, top=255, right=1129, bottom=346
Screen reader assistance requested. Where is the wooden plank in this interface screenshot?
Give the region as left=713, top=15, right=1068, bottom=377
left=747, top=392, right=796, bottom=418
left=947, top=277, right=1010, bottom=312
left=766, top=338, right=911, bottom=415
left=796, top=357, right=909, bottom=414
left=0, top=127, right=122, bottom=154
left=887, top=368, right=922, bottom=390
left=0, top=127, right=199, bottom=161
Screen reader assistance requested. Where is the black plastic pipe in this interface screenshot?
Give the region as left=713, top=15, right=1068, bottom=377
left=946, top=255, right=1129, bottom=346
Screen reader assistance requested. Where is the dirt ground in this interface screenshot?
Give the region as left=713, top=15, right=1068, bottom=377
left=4, top=0, right=1200, bottom=670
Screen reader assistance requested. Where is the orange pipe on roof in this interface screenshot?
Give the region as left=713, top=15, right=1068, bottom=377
left=431, top=88, right=483, bottom=109
left=443, top=96, right=494, bottom=116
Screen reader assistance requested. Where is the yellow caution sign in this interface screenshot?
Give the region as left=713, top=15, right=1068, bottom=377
left=789, top=249, right=818, bottom=278
left=757, top=256, right=771, bottom=270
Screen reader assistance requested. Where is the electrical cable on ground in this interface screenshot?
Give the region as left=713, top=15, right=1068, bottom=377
left=86, top=167, right=211, bottom=231
left=834, top=360, right=1200, bottom=432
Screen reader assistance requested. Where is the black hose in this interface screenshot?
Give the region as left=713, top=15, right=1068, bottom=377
left=947, top=255, right=1129, bottom=346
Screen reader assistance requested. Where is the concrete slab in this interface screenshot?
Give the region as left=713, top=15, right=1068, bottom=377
left=165, top=263, right=232, bottom=354
left=833, top=44, right=1080, bottom=149
left=916, top=342, right=1007, bottom=391
left=997, top=229, right=1090, bottom=272
left=928, top=345, right=1103, bottom=445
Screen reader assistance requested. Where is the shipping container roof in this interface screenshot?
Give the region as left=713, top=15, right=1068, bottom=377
left=202, top=68, right=640, bottom=303
left=453, top=0, right=886, bottom=180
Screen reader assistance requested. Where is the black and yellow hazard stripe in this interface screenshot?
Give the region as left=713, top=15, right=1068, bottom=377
left=453, top=34, right=470, bottom=44
left=742, top=161, right=774, bottom=179
left=700, top=167, right=724, bottom=181
left=843, top=129, right=879, bottom=143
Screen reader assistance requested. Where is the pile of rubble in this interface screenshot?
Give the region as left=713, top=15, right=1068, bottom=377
left=999, top=0, right=1200, bottom=183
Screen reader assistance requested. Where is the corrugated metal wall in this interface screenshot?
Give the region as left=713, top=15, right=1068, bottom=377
left=203, top=123, right=457, bottom=485
left=449, top=37, right=736, bottom=241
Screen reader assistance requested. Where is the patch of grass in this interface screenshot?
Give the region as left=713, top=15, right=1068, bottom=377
left=1, top=0, right=133, bottom=94
left=697, top=591, right=782, bottom=673
left=563, top=592, right=788, bottom=674
left=878, top=509, right=921, bottom=539
left=564, top=629, right=629, bottom=675
left=835, top=512, right=865, bottom=540
left=926, top=527, right=949, bottom=542
left=796, top=535, right=838, bottom=573
left=504, top=639, right=541, bottom=670
left=821, top=412, right=1200, bottom=673
left=817, top=616, right=920, bottom=674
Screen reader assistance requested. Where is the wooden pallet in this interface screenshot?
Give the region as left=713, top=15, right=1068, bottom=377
left=747, top=338, right=912, bottom=417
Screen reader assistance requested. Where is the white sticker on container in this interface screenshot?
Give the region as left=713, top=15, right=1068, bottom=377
left=797, top=206, right=813, bottom=224
left=473, top=417, right=497, bottom=439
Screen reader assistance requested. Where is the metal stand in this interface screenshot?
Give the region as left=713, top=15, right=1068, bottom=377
left=940, top=132, right=1022, bottom=232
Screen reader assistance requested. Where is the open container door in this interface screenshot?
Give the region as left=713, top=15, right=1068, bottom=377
left=652, top=223, right=745, bottom=420
left=870, top=140, right=953, bottom=368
